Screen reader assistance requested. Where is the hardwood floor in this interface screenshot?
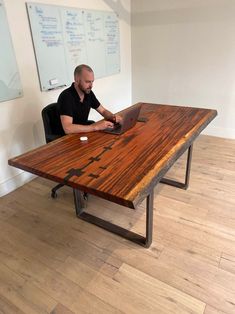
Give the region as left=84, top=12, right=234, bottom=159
left=0, top=135, right=234, bottom=314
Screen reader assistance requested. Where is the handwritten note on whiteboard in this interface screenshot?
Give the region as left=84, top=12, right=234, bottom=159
left=26, top=2, right=120, bottom=91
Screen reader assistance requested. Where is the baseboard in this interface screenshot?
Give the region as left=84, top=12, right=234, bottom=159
left=202, top=126, right=235, bottom=140
left=0, top=171, right=35, bottom=197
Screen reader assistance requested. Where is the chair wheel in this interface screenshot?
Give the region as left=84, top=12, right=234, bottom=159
left=51, top=190, right=57, bottom=199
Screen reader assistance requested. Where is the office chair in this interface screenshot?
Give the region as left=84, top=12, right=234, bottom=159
left=41, top=102, right=94, bottom=199
left=41, top=102, right=66, bottom=198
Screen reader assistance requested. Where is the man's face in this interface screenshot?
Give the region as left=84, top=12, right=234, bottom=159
left=75, top=69, right=94, bottom=94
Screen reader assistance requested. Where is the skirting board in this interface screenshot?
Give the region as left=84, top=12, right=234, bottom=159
left=0, top=171, right=35, bottom=197
left=202, top=126, right=235, bottom=140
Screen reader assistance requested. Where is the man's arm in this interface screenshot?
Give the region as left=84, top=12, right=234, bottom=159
left=60, top=115, right=114, bottom=134
left=96, top=105, right=122, bottom=123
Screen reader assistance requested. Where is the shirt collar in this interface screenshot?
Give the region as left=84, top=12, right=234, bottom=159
left=71, top=82, right=89, bottom=102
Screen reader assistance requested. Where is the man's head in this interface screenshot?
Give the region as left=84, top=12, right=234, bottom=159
left=74, top=64, right=94, bottom=94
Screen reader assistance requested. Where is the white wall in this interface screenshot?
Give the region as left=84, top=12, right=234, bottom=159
left=0, top=0, right=131, bottom=196
left=131, top=0, right=235, bottom=139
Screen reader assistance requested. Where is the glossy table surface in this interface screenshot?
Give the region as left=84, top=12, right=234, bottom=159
left=8, top=103, right=217, bottom=209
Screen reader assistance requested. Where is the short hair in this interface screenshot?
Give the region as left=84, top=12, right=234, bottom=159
left=74, top=64, right=93, bottom=77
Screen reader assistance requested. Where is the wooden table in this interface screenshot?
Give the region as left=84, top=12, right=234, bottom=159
left=8, top=103, right=217, bottom=247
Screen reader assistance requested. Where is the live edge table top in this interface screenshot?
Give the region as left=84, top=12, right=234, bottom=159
left=8, top=103, right=217, bottom=209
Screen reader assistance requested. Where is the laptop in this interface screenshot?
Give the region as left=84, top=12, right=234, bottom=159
left=103, top=104, right=142, bottom=135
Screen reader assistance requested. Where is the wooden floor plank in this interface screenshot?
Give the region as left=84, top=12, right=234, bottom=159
left=56, top=256, right=205, bottom=314
left=0, top=226, right=122, bottom=313
left=0, top=262, right=56, bottom=314
left=113, top=263, right=206, bottom=314
left=0, top=293, right=25, bottom=314
left=50, top=303, right=75, bottom=314
left=219, top=253, right=235, bottom=275
left=204, top=304, right=227, bottom=314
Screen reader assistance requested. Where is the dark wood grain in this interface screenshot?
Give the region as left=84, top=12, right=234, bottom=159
left=8, top=103, right=217, bottom=208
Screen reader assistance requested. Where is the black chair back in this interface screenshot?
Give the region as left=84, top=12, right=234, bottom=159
left=41, top=103, right=65, bottom=143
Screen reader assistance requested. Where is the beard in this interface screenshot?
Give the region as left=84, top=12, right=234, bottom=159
left=84, top=88, right=91, bottom=94
left=78, top=82, right=91, bottom=94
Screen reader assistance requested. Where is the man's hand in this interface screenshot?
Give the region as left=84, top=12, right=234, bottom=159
left=93, top=120, right=114, bottom=131
left=96, top=105, right=123, bottom=125
left=106, top=114, right=123, bottom=124
left=115, top=114, right=123, bottom=124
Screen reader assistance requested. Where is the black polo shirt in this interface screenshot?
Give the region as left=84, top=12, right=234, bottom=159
left=57, top=83, right=100, bottom=124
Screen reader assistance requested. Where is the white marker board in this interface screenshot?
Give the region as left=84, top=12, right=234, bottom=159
left=26, top=2, right=120, bottom=91
left=0, top=0, right=23, bottom=102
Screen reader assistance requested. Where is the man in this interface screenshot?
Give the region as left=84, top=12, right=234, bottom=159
left=57, top=64, right=122, bottom=134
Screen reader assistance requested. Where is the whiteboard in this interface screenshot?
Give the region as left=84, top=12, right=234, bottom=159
left=26, top=3, right=120, bottom=91
left=0, top=0, right=23, bottom=102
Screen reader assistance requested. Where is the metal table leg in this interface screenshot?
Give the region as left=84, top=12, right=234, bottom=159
left=73, top=189, right=154, bottom=248
left=161, top=144, right=193, bottom=190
